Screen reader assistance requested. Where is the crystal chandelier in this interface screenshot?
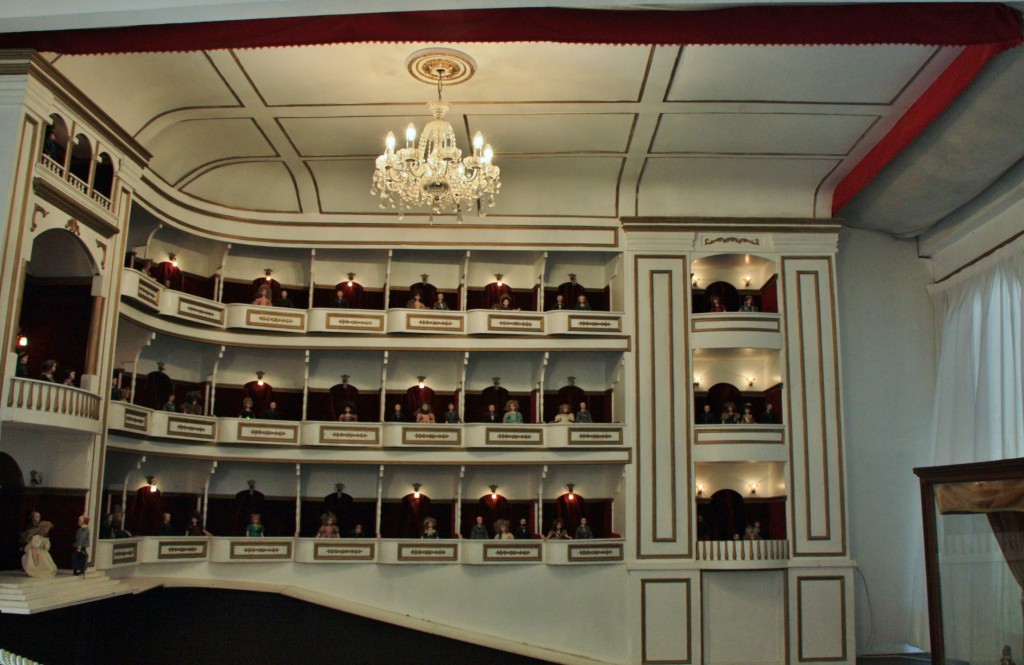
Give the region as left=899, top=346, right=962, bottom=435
left=372, top=49, right=501, bottom=222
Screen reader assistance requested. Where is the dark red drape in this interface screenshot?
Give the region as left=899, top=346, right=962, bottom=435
left=404, top=384, right=435, bottom=415
left=233, top=488, right=265, bottom=535
left=555, top=493, right=587, bottom=534
left=250, top=277, right=280, bottom=303
left=151, top=261, right=182, bottom=290
left=484, top=282, right=511, bottom=309
left=243, top=381, right=274, bottom=416
left=2, top=6, right=1018, bottom=54
left=334, top=280, right=365, bottom=309
left=329, top=382, right=359, bottom=420
left=402, top=494, right=433, bottom=538
left=130, top=487, right=163, bottom=536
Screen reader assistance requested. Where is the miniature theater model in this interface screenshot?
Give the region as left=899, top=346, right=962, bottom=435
left=0, top=52, right=854, bottom=665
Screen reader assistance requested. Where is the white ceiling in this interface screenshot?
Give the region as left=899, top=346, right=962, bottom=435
left=47, top=39, right=961, bottom=222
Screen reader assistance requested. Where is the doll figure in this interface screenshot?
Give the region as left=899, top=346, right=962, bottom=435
left=246, top=513, right=264, bottom=538
left=503, top=400, right=524, bottom=424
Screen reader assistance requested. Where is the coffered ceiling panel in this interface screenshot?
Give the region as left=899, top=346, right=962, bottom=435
left=181, top=161, right=300, bottom=213
left=651, top=113, right=876, bottom=156
left=306, top=159, right=394, bottom=214
left=279, top=116, right=426, bottom=157
left=465, top=114, right=635, bottom=155
left=667, top=45, right=938, bottom=104
left=232, top=42, right=652, bottom=106
left=490, top=157, right=622, bottom=217
left=53, top=52, right=240, bottom=135
left=148, top=118, right=278, bottom=185
left=637, top=156, right=838, bottom=218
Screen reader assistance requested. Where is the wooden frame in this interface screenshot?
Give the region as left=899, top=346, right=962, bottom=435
left=913, top=456, right=1024, bottom=665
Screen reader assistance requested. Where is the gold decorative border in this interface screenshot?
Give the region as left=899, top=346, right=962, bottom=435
left=122, top=408, right=150, bottom=432
left=135, top=279, right=160, bottom=308
left=229, top=540, right=293, bottom=560
left=484, top=427, right=544, bottom=446
left=796, top=576, right=848, bottom=663
left=567, top=542, right=624, bottom=562
left=641, top=578, right=692, bottom=664
left=690, top=315, right=781, bottom=333
left=633, top=255, right=691, bottom=559
left=397, top=543, right=458, bottom=561
left=404, top=312, right=465, bottom=332
left=783, top=256, right=846, bottom=557
left=325, top=312, right=385, bottom=332
left=486, top=314, right=545, bottom=333
left=111, top=542, right=138, bottom=564
left=567, top=427, right=624, bottom=445
left=176, top=296, right=226, bottom=325
left=166, top=416, right=217, bottom=441
left=313, top=541, right=376, bottom=561
left=567, top=314, right=623, bottom=333
left=157, top=540, right=208, bottom=560
left=237, top=421, right=299, bottom=444
left=317, top=424, right=381, bottom=446
left=401, top=427, right=462, bottom=446
left=245, top=308, right=305, bottom=331
left=483, top=542, right=543, bottom=562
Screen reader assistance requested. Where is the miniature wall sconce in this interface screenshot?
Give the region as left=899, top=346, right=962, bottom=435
left=264, top=268, right=273, bottom=281
left=489, top=484, right=499, bottom=499
left=412, top=483, right=422, bottom=499
left=169, top=252, right=178, bottom=268
left=256, top=371, right=266, bottom=387
left=495, top=273, right=504, bottom=287
left=748, top=483, right=759, bottom=495
left=146, top=475, right=157, bottom=492
left=566, top=483, right=576, bottom=500
left=693, top=376, right=701, bottom=390
left=746, top=376, right=756, bottom=387
left=696, top=483, right=705, bottom=497
left=347, top=272, right=356, bottom=286
left=742, top=275, right=751, bottom=287
left=417, top=375, right=427, bottom=389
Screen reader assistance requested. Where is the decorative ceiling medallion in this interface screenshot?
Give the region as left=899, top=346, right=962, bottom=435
left=405, top=48, right=477, bottom=86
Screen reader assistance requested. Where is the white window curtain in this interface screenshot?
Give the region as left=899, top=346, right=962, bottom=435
left=910, top=238, right=1024, bottom=656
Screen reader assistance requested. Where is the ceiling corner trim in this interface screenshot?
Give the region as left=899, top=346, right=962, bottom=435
left=832, top=42, right=1018, bottom=215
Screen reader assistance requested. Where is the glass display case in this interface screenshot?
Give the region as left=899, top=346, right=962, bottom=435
left=915, top=458, right=1024, bottom=665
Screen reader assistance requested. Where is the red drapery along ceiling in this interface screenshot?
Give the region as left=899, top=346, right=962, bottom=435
left=2, top=4, right=1020, bottom=216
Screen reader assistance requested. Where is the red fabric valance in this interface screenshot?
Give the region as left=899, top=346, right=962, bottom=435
left=0, top=4, right=1019, bottom=55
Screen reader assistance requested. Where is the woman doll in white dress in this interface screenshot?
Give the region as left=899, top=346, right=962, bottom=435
left=22, top=521, right=57, bottom=578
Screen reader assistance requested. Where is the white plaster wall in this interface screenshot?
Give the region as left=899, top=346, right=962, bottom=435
left=1, top=425, right=95, bottom=488
left=837, top=227, right=935, bottom=654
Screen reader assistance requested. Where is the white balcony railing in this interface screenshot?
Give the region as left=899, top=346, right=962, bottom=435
left=95, top=536, right=626, bottom=569
left=120, top=269, right=627, bottom=340
left=66, top=171, right=89, bottom=195
left=91, top=190, right=113, bottom=211
left=39, top=153, right=65, bottom=177
left=108, top=402, right=626, bottom=453
left=5, top=378, right=101, bottom=431
left=695, top=538, right=789, bottom=562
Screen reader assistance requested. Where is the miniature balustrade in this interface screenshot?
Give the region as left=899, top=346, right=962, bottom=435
left=695, top=538, right=789, bottom=563
left=4, top=377, right=102, bottom=433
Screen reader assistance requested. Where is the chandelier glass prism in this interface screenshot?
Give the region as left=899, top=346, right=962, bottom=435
left=371, top=49, right=501, bottom=222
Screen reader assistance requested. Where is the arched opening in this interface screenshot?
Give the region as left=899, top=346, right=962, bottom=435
left=93, top=151, right=115, bottom=202
left=41, top=114, right=69, bottom=171
left=0, top=452, right=25, bottom=571
left=16, top=229, right=98, bottom=385
left=67, top=133, right=93, bottom=191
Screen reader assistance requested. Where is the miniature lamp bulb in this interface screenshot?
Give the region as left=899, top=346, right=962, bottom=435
left=696, top=483, right=705, bottom=496
left=347, top=272, right=355, bottom=287
left=747, top=376, right=756, bottom=387
left=749, top=483, right=759, bottom=495
left=495, top=273, right=504, bottom=287
left=566, top=483, right=575, bottom=501
left=418, top=376, right=426, bottom=390
left=17, top=335, right=28, bottom=348
left=385, top=131, right=396, bottom=153
left=490, top=484, right=498, bottom=500
left=169, top=253, right=178, bottom=268
left=742, top=275, right=751, bottom=287
left=405, top=123, right=417, bottom=146
left=412, top=483, right=421, bottom=499
left=482, top=144, right=494, bottom=163
left=256, top=371, right=265, bottom=387
left=473, top=131, right=484, bottom=153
